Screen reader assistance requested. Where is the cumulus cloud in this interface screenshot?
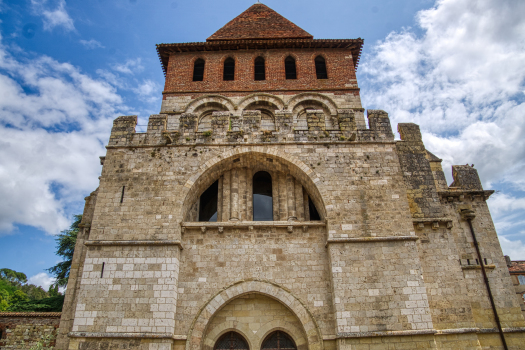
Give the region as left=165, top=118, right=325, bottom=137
left=27, top=272, right=55, bottom=291
left=0, top=35, right=124, bottom=234
left=31, top=0, right=75, bottom=32
left=112, top=58, right=144, bottom=75
left=80, top=39, right=104, bottom=49
left=360, top=0, right=525, bottom=255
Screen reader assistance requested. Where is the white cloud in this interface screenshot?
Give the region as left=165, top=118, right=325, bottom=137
left=360, top=0, right=525, bottom=256
left=79, top=39, right=104, bottom=49
left=0, top=34, right=123, bottom=234
left=112, top=58, right=144, bottom=75
left=28, top=272, right=55, bottom=291
left=499, top=237, right=525, bottom=261
left=31, top=0, right=75, bottom=32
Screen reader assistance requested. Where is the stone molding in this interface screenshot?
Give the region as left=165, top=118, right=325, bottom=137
left=68, top=332, right=184, bottom=339
left=326, top=236, right=418, bottom=246
left=186, top=279, right=324, bottom=350
left=336, top=327, right=525, bottom=339
left=84, top=240, right=183, bottom=249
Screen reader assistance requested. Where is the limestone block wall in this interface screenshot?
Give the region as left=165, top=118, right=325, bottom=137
left=70, top=245, right=180, bottom=335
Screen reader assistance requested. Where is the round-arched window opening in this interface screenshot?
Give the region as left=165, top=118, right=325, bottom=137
left=224, top=58, right=235, bottom=81
left=285, top=56, right=297, bottom=80
left=214, top=331, right=250, bottom=350
left=261, top=331, right=297, bottom=350
left=199, top=180, right=218, bottom=222
left=253, top=171, right=273, bottom=221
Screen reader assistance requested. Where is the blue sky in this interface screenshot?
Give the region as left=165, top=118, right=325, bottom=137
left=0, top=0, right=524, bottom=290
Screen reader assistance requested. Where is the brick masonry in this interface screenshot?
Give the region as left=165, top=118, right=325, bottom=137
left=54, top=3, right=525, bottom=350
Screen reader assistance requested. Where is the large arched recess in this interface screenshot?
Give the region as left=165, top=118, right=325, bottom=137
left=186, top=279, right=323, bottom=350
left=185, top=94, right=236, bottom=114
left=287, top=93, right=338, bottom=116
left=181, top=148, right=327, bottom=222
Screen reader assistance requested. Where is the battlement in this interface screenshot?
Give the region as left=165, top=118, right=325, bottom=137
left=107, top=108, right=395, bottom=147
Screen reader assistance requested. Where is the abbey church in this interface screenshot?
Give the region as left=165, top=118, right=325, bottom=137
left=54, top=4, right=525, bottom=350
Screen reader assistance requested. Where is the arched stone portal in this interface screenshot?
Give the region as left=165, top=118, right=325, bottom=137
left=187, top=280, right=322, bottom=350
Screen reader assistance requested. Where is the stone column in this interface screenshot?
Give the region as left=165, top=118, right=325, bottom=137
left=217, top=176, right=223, bottom=222
left=239, top=168, right=247, bottom=221
left=230, top=168, right=239, bottom=221
left=222, top=170, right=231, bottom=222
left=272, top=172, right=280, bottom=221
left=286, top=174, right=297, bottom=221
left=295, top=180, right=305, bottom=221
left=278, top=173, right=288, bottom=221
left=246, top=169, right=253, bottom=221
left=303, top=190, right=310, bottom=221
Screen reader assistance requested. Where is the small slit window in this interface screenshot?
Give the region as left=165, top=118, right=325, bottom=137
left=223, top=57, right=235, bottom=81
left=253, top=171, right=273, bottom=221
left=193, top=59, right=205, bottom=81
left=285, top=56, right=297, bottom=80
left=214, top=331, right=249, bottom=350
left=254, top=56, right=265, bottom=80
left=261, top=331, right=296, bottom=350
left=199, top=180, right=218, bottom=222
left=315, top=56, right=328, bottom=79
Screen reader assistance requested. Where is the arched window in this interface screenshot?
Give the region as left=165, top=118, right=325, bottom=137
left=285, top=56, right=296, bottom=80
left=214, top=331, right=249, bottom=350
left=199, top=180, right=218, bottom=222
left=253, top=171, right=273, bottom=221
left=193, top=59, right=205, bottom=81
left=308, top=196, right=321, bottom=221
left=261, top=331, right=296, bottom=350
left=315, top=56, right=328, bottom=79
left=254, top=57, right=265, bottom=80
left=223, top=57, right=235, bottom=81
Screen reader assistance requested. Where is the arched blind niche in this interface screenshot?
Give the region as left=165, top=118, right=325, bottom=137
left=193, top=59, right=205, bottom=81
left=199, top=180, right=218, bottom=222
left=254, top=57, right=266, bottom=81
left=223, top=58, right=235, bottom=81
left=214, top=332, right=249, bottom=350
left=261, top=331, right=297, bottom=350
left=285, top=56, right=297, bottom=80
left=314, top=56, right=327, bottom=79
left=253, top=171, right=273, bottom=221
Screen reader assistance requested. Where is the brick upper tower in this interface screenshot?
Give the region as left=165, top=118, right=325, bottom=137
left=54, top=4, right=525, bottom=350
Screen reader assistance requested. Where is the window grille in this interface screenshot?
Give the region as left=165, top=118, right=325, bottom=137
left=193, top=59, right=205, bottom=81
left=261, top=331, right=296, bottom=350
left=254, top=57, right=266, bottom=80
left=315, top=56, right=328, bottom=79
left=214, top=332, right=249, bottom=350
left=285, top=56, right=297, bottom=80
left=223, top=58, right=235, bottom=81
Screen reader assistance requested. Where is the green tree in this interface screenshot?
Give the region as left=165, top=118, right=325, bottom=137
left=0, top=268, right=28, bottom=287
left=47, top=214, right=81, bottom=288
left=0, top=289, right=10, bottom=311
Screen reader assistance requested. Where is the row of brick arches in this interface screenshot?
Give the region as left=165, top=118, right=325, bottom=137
left=215, top=331, right=296, bottom=350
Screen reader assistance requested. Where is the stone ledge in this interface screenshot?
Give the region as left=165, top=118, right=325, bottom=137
left=182, top=221, right=325, bottom=228
left=84, top=240, right=183, bottom=249
left=326, top=236, right=418, bottom=246
left=438, top=189, right=495, bottom=200
left=68, top=332, right=187, bottom=340
left=461, top=264, right=496, bottom=270
left=0, top=312, right=61, bottom=317
left=335, top=327, right=525, bottom=339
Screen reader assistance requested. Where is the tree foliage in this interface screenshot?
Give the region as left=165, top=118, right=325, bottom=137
left=47, top=214, right=81, bottom=287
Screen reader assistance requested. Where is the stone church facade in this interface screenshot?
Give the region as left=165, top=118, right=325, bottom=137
left=55, top=4, right=525, bottom=350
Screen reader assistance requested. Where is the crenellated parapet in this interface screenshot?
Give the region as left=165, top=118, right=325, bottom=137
left=107, top=108, right=396, bottom=147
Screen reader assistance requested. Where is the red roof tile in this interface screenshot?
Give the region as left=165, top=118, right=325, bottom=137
left=207, top=3, right=313, bottom=41
left=509, top=261, right=525, bottom=273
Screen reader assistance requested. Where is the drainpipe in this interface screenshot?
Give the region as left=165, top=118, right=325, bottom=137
left=461, top=209, right=508, bottom=350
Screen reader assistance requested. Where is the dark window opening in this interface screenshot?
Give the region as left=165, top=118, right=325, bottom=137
left=315, top=56, right=328, bottom=79
left=285, top=56, right=297, bottom=80
left=261, top=331, right=296, bottom=350
left=199, top=180, right=218, bottom=222
left=308, top=196, right=321, bottom=221
left=223, top=58, right=235, bottom=81
left=214, top=331, right=249, bottom=350
left=253, top=171, right=273, bottom=221
left=193, top=59, right=205, bottom=81
left=254, top=56, right=266, bottom=80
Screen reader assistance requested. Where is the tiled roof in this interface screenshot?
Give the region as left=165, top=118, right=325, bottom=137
left=509, top=261, right=525, bottom=273
left=0, top=312, right=61, bottom=317
left=207, top=4, right=313, bottom=42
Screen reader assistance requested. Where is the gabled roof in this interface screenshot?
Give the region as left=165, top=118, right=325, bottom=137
left=207, top=3, right=313, bottom=41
